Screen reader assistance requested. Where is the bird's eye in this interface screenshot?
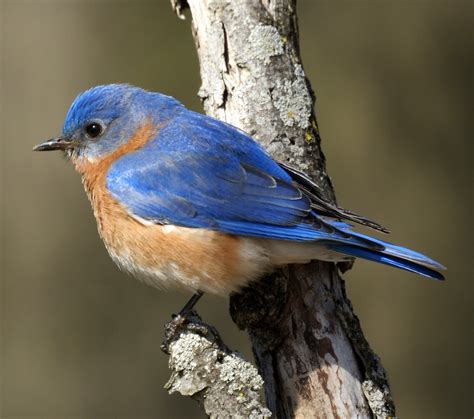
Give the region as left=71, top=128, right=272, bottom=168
left=85, top=123, right=103, bottom=138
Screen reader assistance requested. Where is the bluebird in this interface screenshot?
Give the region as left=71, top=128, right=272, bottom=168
left=34, top=84, right=445, bottom=309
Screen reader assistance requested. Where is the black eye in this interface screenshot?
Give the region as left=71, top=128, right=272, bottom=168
left=85, top=123, right=103, bottom=138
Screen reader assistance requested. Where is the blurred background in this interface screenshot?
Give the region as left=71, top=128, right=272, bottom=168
left=1, top=0, right=472, bottom=417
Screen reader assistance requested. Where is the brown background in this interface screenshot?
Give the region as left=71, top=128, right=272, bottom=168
left=1, top=1, right=472, bottom=418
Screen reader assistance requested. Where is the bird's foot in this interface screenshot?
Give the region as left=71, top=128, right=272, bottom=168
left=161, top=291, right=218, bottom=354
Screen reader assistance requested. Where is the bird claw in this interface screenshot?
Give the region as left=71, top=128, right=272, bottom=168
left=161, top=309, right=226, bottom=355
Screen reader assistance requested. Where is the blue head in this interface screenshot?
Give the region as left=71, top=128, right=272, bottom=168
left=34, top=84, right=183, bottom=160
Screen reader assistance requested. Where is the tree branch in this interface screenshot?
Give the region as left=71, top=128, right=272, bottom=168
left=165, top=1, right=395, bottom=417
left=162, top=312, right=271, bottom=417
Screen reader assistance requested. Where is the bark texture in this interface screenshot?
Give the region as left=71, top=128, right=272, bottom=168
left=167, top=0, right=396, bottom=417
left=162, top=312, right=271, bottom=418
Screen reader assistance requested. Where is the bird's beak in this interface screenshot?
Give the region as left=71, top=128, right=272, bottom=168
left=33, top=137, right=74, bottom=152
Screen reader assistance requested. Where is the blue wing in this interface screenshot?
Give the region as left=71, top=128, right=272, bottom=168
left=106, top=110, right=445, bottom=280
left=106, top=111, right=375, bottom=248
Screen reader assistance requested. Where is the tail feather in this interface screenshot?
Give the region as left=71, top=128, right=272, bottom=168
left=327, top=243, right=445, bottom=281
left=342, top=230, right=446, bottom=270
left=325, top=219, right=446, bottom=271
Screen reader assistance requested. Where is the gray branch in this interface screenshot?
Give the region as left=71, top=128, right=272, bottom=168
left=162, top=312, right=271, bottom=418
left=165, top=0, right=396, bottom=417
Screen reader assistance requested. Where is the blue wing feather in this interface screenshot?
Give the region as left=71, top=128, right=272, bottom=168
left=107, top=111, right=307, bottom=226
left=107, top=111, right=371, bottom=246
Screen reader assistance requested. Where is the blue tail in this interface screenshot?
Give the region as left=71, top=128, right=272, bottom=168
left=320, top=219, right=445, bottom=280
left=327, top=243, right=445, bottom=281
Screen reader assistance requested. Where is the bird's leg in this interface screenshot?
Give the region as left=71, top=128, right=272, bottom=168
left=162, top=291, right=204, bottom=354
left=178, top=290, right=204, bottom=316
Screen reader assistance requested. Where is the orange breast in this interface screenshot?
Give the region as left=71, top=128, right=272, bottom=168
left=72, top=123, right=270, bottom=294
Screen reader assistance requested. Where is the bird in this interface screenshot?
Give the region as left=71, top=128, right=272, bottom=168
left=34, top=84, right=445, bottom=310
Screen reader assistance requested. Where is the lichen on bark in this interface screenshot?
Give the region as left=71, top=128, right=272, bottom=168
left=163, top=313, right=271, bottom=418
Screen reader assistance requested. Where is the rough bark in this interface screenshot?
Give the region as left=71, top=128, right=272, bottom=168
left=166, top=0, right=395, bottom=417
left=162, top=312, right=271, bottom=418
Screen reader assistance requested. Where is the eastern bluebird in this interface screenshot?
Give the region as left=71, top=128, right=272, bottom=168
left=34, top=84, right=445, bottom=307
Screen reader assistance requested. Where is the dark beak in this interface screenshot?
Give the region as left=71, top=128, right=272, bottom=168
left=33, top=137, right=74, bottom=152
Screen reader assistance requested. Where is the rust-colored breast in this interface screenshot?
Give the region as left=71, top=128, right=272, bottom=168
left=72, top=122, right=269, bottom=294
